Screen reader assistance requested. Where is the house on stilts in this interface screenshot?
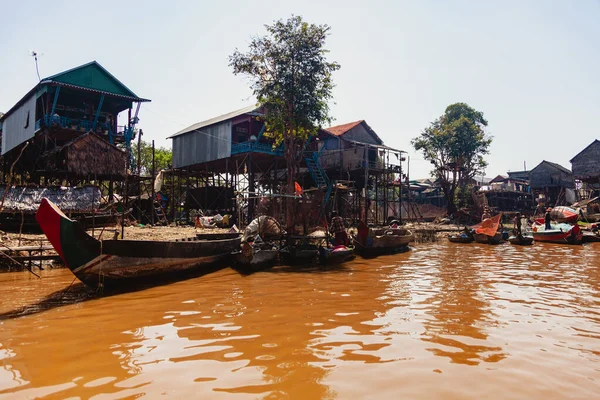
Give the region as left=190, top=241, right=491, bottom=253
left=168, top=107, right=406, bottom=228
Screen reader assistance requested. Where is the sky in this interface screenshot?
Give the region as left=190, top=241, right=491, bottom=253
left=1, top=0, right=599, bottom=179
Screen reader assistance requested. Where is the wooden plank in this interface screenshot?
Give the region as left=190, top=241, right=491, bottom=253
left=10, top=255, right=61, bottom=262
left=0, top=245, right=54, bottom=251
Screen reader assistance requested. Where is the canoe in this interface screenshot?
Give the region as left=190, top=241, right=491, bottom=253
left=35, top=198, right=240, bottom=288
left=448, top=234, right=474, bottom=244
left=232, top=242, right=278, bottom=274
left=318, top=246, right=355, bottom=265
left=532, top=222, right=583, bottom=245
left=353, top=227, right=413, bottom=257
left=508, top=235, right=534, bottom=245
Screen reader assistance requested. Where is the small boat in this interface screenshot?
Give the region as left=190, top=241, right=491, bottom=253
left=474, top=232, right=504, bottom=244
left=318, top=245, right=355, bottom=265
left=353, top=223, right=413, bottom=257
left=473, top=214, right=504, bottom=244
left=35, top=198, right=241, bottom=288
left=232, top=239, right=279, bottom=274
left=448, top=232, right=474, bottom=243
left=532, top=222, right=583, bottom=244
left=279, top=244, right=319, bottom=266
left=508, top=234, right=534, bottom=245
left=550, top=206, right=579, bottom=224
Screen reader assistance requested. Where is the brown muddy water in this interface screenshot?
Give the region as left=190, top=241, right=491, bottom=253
left=0, top=242, right=599, bottom=399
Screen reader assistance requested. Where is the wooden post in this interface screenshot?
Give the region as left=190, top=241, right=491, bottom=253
left=151, top=140, right=155, bottom=225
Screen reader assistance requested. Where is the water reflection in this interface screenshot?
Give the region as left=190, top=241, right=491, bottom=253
left=419, top=244, right=506, bottom=365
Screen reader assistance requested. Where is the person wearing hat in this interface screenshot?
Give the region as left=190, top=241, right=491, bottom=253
left=481, top=206, right=492, bottom=222
left=544, top=208, right=552, bottom=230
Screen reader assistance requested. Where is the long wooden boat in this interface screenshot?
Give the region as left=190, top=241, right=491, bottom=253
left=35, top=198, right=241, bottom=288
left=353, top=227, right=413, bottom=257
left=508, top=234, right=534, bottom=245
left=318, top=246, right=355, bottom=265
left=532, top=222, right=583, bottom=244
left=232, top=242, right=278, bottom=274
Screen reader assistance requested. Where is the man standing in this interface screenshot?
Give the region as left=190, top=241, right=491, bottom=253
left=545, top=208, right=552, bottom=230
left=513, top=212, right=523, bottom=237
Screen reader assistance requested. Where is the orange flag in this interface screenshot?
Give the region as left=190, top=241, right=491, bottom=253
left=476, top=214, right=501, bottom=236
left=294, top=182, right=303, bottom=196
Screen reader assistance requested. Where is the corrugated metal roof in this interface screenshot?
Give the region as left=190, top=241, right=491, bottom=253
left=1, top=61, right=149, bottom=121
left=169, top=105, right=260, bottom=138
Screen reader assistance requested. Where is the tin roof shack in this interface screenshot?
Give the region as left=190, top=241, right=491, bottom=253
left=570, top=140, right=600, bottom=197
left=529, top=160, right=576, bottom=207
left=0, top=61, right=149, bottom=185
left=169, top=109, right=405, bottom=226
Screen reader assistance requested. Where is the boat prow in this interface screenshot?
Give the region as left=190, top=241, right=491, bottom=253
left=35, top=198, right=102, bottom=271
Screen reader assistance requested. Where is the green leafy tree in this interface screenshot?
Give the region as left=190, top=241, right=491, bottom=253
left=131, top=140, right=172, bottom=176
left=229, top=15, right=340, bottom=227
left=412, top=103, right=492, bottom=215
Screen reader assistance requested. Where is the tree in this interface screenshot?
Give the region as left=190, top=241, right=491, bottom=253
left=411, top=103, right=492, bottom=215
left=229, top=15, right=340, bottom=227
left=131, top=140, right=172, bottom=176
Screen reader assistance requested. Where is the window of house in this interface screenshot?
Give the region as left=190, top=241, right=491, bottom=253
left=24, top=110, right=30, bottom=128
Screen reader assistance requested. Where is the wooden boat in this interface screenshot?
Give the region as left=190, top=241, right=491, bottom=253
left=508, top=234, right=534, bottom=245
left=532, top=222, right=583, bottom=244
left=35, top=198, right=241, bottom=288
left=353, top=225, right=413, bottom=257
left=582, top=233, right=600, bottom=243
left=550, top=206, right=579, bottom=224
left=279, top=244, right=319, bottom=266
left=232, top=241, right=278, bottom=274
left=448, top=234, right=474, bottom=244
left=473, top=214, right=504, bottom=244
left=474, top=232, right=504, bottom=244
left=318, top=245, right=355, bottom=265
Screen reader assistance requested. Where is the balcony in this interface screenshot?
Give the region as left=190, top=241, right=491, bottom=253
left=231, top=141, right=283, bottom=156
left=35, top=114, right=121, bottom=140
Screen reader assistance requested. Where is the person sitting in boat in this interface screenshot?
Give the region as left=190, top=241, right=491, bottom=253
left=481, top=207, right=492, bottom=222
left=545, top=208, right=552, bottom=230
left=329, top=211, right=349, bottom=246
left=461, top=226, right=474, bottom=239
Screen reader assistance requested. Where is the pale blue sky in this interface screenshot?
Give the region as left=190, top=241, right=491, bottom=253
left=2, top=0, right=599, bottom=179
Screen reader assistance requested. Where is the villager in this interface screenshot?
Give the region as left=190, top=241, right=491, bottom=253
left=481, top=207, right=491, bottom=222
left=329, top=211, right=348, bottom=246
left=513, top=212, right=523, bottom=237
left=545, top=208, right=552, bottom=230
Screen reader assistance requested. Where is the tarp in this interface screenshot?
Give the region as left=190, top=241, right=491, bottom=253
left=475, top=214, right=501, bottom=236
left=0, top=186, right=101, bottom=213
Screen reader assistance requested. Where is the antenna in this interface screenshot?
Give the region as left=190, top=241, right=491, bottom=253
left=29, top=50, right=43, bottom=81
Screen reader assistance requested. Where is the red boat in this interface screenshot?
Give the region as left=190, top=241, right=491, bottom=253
left=532, top=222, right=582, bottom=244
left=549, top=206, right=579, bottom=224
